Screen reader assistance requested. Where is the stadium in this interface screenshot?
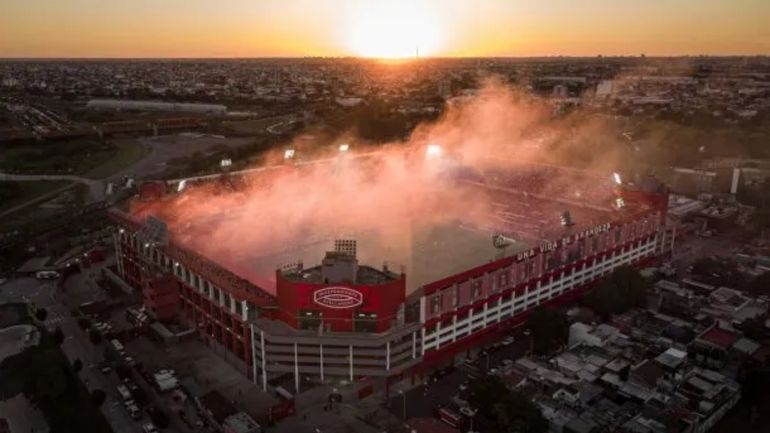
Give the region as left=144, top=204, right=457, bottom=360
left=109, top=146, right=672, bottom=396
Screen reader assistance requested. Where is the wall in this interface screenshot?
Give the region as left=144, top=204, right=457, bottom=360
left=275, top=271, right=406, bottom=332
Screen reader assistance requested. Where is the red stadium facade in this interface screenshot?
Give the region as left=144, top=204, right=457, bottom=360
left=109, top=160, right=672, bottom=395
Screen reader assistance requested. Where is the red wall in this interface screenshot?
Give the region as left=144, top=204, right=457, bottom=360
left=144, top=274, right=180, bottom=322
left=275, top=271, right=406, bottom=332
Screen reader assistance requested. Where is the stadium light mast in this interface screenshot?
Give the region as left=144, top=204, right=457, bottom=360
left=177, top=179, right=187, bottom=193
left=426, top=143, right=442, bottom=158
left=284, top=149, right=296, bottom=160
left=338, top=143, right=350, bottom=153
left=612, top=172, right=622, bottom=185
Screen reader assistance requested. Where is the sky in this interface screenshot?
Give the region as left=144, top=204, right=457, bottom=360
left=1, top=0, right=769, bottom=58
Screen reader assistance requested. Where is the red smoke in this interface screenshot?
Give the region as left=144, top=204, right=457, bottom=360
left=133, top=80, right=620, bottom=292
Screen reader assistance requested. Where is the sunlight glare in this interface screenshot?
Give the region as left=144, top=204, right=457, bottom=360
left=347, top=0, right=441, bottom=58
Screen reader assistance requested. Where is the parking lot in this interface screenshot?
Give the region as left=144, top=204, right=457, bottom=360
left=125, top=336, right=278, bottom=423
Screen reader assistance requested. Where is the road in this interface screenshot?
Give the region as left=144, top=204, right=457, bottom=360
left=1, top=277, right=143, bottom=433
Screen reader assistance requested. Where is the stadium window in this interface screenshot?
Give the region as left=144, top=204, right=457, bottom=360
left=354, top=312, right=378, bottom=332
left=430, top=295, right=441, bottom=314
left=591, top=237, right=599, bottom=251
left=524, top=262, right=534, bottom=279
left=452, top=286, right=460, bottom=307
left=235, top=300, right=243, bottom=317
left=298, top=310, right=322, bottom=330
left=615, top=228, right=622, bottom=243
left=498, top=271, right=508, bottom=289
left=471, top=279, right=482, bottom=300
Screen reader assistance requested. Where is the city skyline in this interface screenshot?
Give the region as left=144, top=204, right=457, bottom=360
left=2, top=0, right=770, bottom=58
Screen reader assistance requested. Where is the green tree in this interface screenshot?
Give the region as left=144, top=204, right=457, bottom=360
left=77, top=317, right=91, bottom=330
left=526, top=306, right=569, bottom=355
left=465, top=376, right=547, bottom=433
left=35, top=308, right=48, bottom=321
left=149, top=407, right=170, bottom=428
left=72, top=358, right=83, bottom=373
left=53, top=327, right=65, bottom=345
left=114, top=362, right=131, bottom=380
left=91, top=389, right=106, bottom=407
left=88, top=329, right=102, bottom=345
left=584, top=266, right=649, bottom=319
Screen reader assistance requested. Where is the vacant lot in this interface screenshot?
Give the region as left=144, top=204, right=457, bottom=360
left=0, top=138, right=148, bottom=178
left=0, top=180, right=68, bottom=213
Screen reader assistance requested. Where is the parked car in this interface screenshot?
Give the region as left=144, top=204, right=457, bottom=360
left=142, top=424, right=158, bottom=433
left=126, top=403, right=141, bottom=420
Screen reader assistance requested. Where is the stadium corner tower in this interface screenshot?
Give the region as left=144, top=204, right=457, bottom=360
left=109, top=152, right=671, bottom=395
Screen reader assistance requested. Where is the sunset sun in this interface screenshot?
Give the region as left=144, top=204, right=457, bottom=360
left=347, top=0, right=441, bottom=58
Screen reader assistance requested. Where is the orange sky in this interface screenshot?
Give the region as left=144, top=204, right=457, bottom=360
left=2, top=0, right=769, bottom=58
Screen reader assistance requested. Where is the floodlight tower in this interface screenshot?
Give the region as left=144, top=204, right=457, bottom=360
left=612, top=172, right=622, bottom=185
left=426, top=143, right=442, bottom=158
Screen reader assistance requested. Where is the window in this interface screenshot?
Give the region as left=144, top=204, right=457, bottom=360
left=452, top=286, right=460, bottom=307
left=235, top=300, right=243, bottom=317
left=498, top=271, right=508, bottom=289
left=353, top=312, right=378, bottom=332
left=471, top=279, right=482, bottom=300
left=430, top=295, right=441, bottom=314
left=298, top=310, right=322, bottom=330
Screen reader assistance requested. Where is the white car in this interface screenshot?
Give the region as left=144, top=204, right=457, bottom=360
left=459, top=406, right=477, bottom=417
left=142, top=424, right=158, bottom=433
left=126, top=403, right=141, bottom=420
left=502, top=336, right=515, bottom=345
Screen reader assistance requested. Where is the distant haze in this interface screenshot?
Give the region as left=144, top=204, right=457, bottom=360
left=2, top=0, right=769, bottom=58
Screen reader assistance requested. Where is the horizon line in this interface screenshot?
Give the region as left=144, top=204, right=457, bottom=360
left=1, top=53, right=769, bottom=61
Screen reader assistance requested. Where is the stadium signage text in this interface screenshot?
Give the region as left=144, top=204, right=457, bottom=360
left=516, top=222, right=612, bottom=260
left=313, top=287, right=364, bottom=309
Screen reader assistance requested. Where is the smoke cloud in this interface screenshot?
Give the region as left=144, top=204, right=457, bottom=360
left=133, top=79, right=622, bottom=292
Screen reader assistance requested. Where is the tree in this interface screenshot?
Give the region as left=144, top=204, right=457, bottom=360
left=35, top=308, right=48, bottom=321
left=465, top=376, right=547, bottom=433
left=583, top=266, right=649, bottom=319
left=131, top=386, right=148, bottom=406
left=77, top=317, right=92, bottom=330
left=88, top=329, right=103, bottom=345
left=73, top=358, right=83, bottom=373
left=149, top=407, right=170, bottom=428
left=91, top=389, right=106, bottom=407
left=526, top=306, right=569, bottom=355
left=114, top=362, right=131, bottom=380
left=53, top=327, right=65, bottom=345
left=464, top=375, right=509, bottom=417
